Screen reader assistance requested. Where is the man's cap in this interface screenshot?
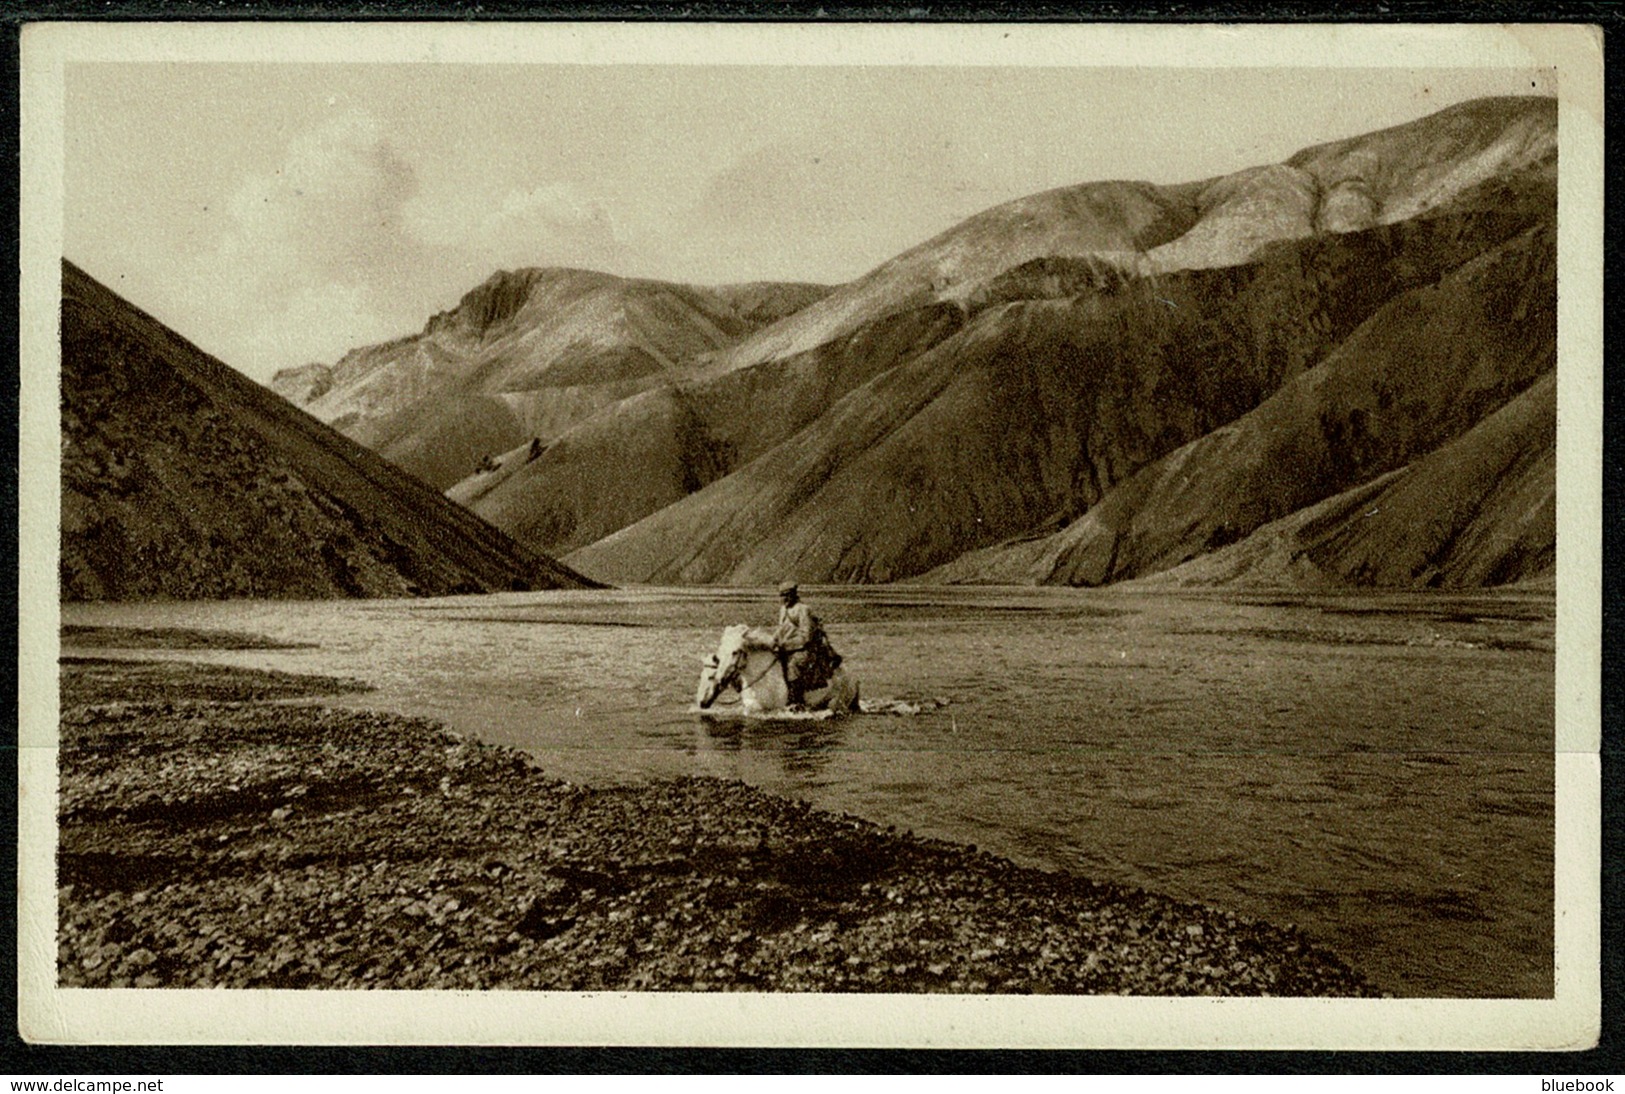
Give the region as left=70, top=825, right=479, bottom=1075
left=777, top=580, right=798, bottom=595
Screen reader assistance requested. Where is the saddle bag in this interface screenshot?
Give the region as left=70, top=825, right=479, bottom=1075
left=802, top=624, right=842, bottom=689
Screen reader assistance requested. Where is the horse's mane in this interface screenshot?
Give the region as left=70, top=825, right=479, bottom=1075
left=727, top=624, right=778, bottom=650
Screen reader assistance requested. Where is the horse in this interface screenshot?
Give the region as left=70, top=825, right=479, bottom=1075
left=694, top=624, right=860, bottom=716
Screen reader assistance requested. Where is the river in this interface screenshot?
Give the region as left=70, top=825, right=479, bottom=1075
left=59, top=584, right=1555, bottom=998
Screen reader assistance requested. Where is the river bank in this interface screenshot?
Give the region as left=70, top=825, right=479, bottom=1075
left=57, top=648, right=1377, bottom=994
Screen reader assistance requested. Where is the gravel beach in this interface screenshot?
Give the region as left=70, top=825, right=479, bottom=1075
left=57, top=647, right=1378, bottom=995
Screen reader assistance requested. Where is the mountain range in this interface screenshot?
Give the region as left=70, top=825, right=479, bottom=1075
left=61, top=261, right=593, bottom=600
left=267, top=95, right=1556, bottom=590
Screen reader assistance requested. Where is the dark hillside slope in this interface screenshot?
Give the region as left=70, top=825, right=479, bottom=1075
left=927, top=219, right=1555, bottom=586
left=1144, top=371, right=1555, bottom=589
left=61, top=261, right=594, bottom=600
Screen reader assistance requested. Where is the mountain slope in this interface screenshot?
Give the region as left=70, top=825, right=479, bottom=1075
left=465, top=301, right=966, bottom=554
left=558, top=97, right=1555, bottom=586
left=1141, top=370, right=1555, bottom=589
left=274, top=269, right=832, bottom=490
left=61, top=260, right=595, bottom=600
left=924, top=218, right=1555, bottom=586
left=568, top=152, right=1555, bottom=585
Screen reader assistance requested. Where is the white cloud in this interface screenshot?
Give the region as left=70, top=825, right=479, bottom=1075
left=673, top=121, right=970, bottom=284
left=221, top=112, right=419, bottom=280
left=184, top=111, right=430, bottom=379
left=189, top=111, right=649, bottom=380
left=493, top=182, right=602, bottom=232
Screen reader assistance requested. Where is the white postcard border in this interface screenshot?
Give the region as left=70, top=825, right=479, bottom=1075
left=16, top=20, right=1604, bottom=1049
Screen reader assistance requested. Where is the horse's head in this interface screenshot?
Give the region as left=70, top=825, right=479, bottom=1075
left=695, top=624, right=752, bottom=709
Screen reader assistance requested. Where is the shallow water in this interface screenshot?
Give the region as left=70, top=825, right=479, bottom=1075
left=59, top=585, right=1554, bottom=997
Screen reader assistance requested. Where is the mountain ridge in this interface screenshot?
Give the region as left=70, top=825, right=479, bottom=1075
left=697, top=96, right=1555, bottom=375
left=568, top=150, right=1555, bottom=585
left=273, top=95, right=1559, bottom=591
left=272, top=267, right=834, bottom=491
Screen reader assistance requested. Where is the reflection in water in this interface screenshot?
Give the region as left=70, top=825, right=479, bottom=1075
left=781, top=720, right=844, bottom=778
left=694, top=714, right=847, bottom=781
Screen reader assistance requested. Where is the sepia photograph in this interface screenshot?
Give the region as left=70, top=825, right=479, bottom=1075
left=17, top=21, right=1603, bottom=1049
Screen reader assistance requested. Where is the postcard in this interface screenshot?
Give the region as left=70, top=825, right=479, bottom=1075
left=18, top=20, right=1603, bottom=1048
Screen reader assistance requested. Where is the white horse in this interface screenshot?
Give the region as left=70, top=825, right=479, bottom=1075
left=694, top=624, right=860, bottom=716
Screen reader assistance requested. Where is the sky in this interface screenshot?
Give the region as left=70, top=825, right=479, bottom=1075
left=63, top=62, right=1553, bottom=383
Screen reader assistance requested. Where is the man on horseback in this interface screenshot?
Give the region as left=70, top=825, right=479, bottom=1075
left=771, top=581, right=817, bottom=708
left=694, top=589, right=857, bottom=715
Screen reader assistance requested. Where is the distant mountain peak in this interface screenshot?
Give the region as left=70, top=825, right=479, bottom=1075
left=267, top=360, right=334, bottom=403
left=424, top=267, right=587, bottom=339
left=707, top=94, right=1557, bottom=372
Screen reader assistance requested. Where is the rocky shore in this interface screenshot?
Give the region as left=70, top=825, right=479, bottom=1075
left=57, top=644, right=1377, bottom=995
